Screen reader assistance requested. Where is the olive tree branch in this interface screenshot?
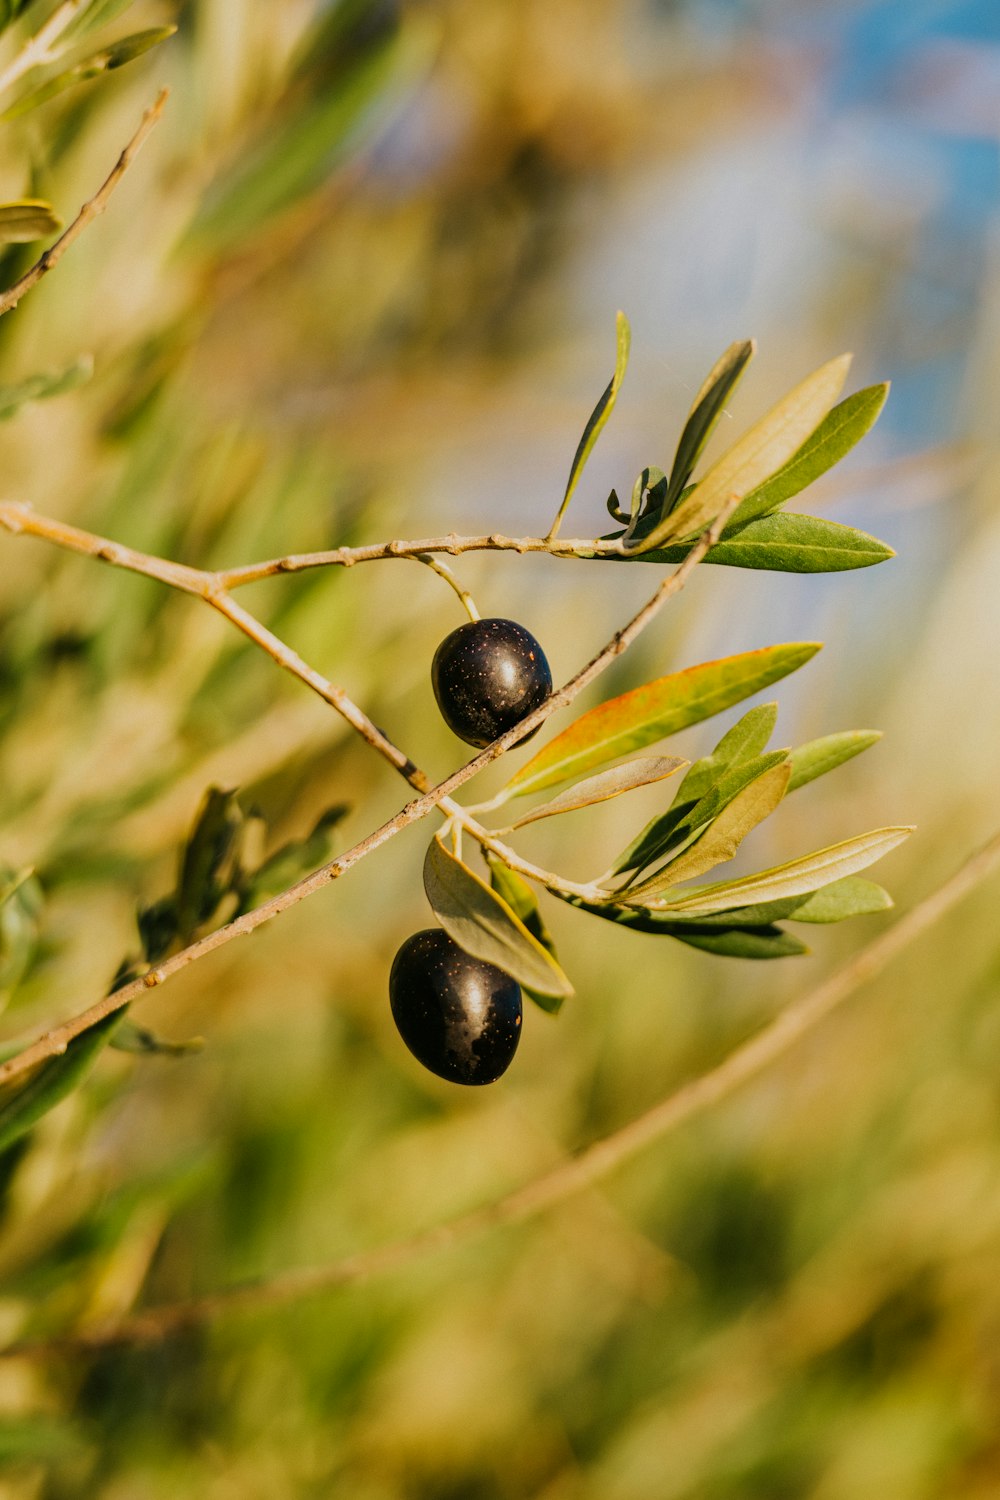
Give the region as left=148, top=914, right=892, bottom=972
left=216, top=531, right=627, bottom=587
left=0, top=89, right=168, bottom=320
left=11, top=826, right=999, bottom=1356
left=0, top=0, right=88, bottom=100
left=0, top=499, right=734, bottom=1085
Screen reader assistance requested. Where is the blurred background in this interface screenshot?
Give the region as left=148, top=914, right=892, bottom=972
left=0, top=0, right=998, bottom=1494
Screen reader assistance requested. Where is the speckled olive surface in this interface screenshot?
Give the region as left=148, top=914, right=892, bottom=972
left=389, top=929, right=523, bottom=1085
left=431, top=617, right=552, bottom=748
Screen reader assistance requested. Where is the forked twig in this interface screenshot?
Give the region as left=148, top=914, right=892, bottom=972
left=0, top=89, right=169, bottom=320
left=9, top=827, right=998, bottom=1356
left=0, top=498, right=737, bottom=1088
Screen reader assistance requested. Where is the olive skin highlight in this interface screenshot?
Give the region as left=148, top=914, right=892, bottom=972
left=389, top=929, right=522, bottom=1084
left=431, top=617, right=552, bottom=748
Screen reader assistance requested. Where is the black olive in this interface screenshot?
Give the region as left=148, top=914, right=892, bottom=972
left=431, top=617, right=552, bottom=748
left=389, top=929, right=522, bottom=1085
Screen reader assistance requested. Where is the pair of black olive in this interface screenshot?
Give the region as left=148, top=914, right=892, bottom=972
left=389, top=617, right=552, bottom=1086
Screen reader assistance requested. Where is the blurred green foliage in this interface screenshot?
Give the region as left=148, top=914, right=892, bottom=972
left=0, top=1, right=997, bottom=1497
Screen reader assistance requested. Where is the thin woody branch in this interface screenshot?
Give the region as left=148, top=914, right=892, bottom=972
left=0, top=89, right=168, bottom=321
left=217, top=532, right=627, bottom=588
left=11, top=826, right=999, bottom=1356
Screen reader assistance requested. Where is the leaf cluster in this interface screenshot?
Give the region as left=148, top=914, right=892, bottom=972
left=572, top=322, right=893, bottom=575
left=421, top=645, right=909, bottom=1004
left=0, top=789, right=349, bottom=1153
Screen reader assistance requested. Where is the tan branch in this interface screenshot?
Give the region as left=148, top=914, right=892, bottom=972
left=12, top=826, right=999, bottom=1356
left=0, top=90, right=168, bottom=321
left=217, top=532, right=626, bottom=588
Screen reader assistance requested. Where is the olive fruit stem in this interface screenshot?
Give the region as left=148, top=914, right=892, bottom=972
left=413, top=554, right=481, bottom=622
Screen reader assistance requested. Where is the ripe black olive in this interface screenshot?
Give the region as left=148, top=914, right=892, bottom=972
left=431, top=617, right=552, bottom=748
left=389, top=929, right=522, bottom=1085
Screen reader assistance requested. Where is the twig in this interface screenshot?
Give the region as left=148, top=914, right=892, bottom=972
left=217, top=532, right=627, bottom=587
left=413, top=554, right=480, bottom=622
left=0, top=0, right=88, bottom=101
left=0, top=90, right=168, bottom=320
left=0, top=500, right=733, bottom=1087
left=12, top=826, right=999, bottom=1356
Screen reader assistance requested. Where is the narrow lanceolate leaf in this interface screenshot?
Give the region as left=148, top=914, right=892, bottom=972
left=787, top=877, right=892, bottom=923
left=623, top=761, right=791, bottom=900
left=555, top=893, right=807, bottom=957
left=630, top=353, right=852, bottom=552
left=593, top=513, right=895, bottom=574
left=505, top=642, right=820, bottom=800
left=0, top=200, right=61, bottom=243
left=787, top=730, right=881, bottom=792
left=728, top=383, right=891, bottom=528
left=669, top=925, right=808, bottom=959
left=645, top=826, right=914, bottom=915
left=664, top=703, right=779, bottom=811
left=424, top=836, right=573, bottom=998
left=2, top=28, right=176, bottom=120
left=487, top=855, right=564, bottom=1014
left=666, top=339, right=755, bottom=507
left=0, top=1012, right=122, bottom=1155
left=509, top=756, right=686, bottom=830
left=549, top=310, right=631, bottom=535
left=614, top=749, right=790, bottom=880
left=0, top=356, right=93, bottom=422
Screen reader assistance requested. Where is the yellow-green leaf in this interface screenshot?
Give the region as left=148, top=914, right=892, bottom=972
left=622, top=761, right=791, bottom=900
left=0, top=199, right=61, bottom=243
left=423, top=835, right=573, bottom=998
left=665, top=338, right=755, bottom=506
left=509, top=755, right=686, bottom=829
left=486, top=854, right=564, bottom=1014
left=648, top=826, right=914, bottom=915
left=630, top=353, right=852, bottom=552
left=549, top=310, right=631, bottom=535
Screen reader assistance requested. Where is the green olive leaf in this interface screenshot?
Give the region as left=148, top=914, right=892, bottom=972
left=2, top=27, right=177, bottom=120
left=644, top=826, right=913, bottom=916
left=0, top=199, right=61, bottom=243
left=787, top=730, right=882, bottom=792
left=0, top=1011, right=123, bottom=1156
left=595, top=513, right=895, bottom=574
left=0, top=355, right=93, bottom=421
left=668, top=925, right=808, bottom=959
left=621, top=761, right=791, bottom=901
left=728, top=382, right=890, bottom=527
left=549, top=310, right=630, bottom=535
left=614, top=750, right=791, bottom=883
left=109, top=1021, right=205, bottom=1058
left=665, top=338, right=755, bottom=507
left=629, top=353, right=852, bottom=552
left=486, top=854, right=563, bottom=1014
left=786, top=876, right=893, bottom=923
left=424, top=835, right=573, bottom=999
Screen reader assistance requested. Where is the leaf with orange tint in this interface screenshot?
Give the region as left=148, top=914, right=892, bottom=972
left=503, top=642, right=820, bottom=800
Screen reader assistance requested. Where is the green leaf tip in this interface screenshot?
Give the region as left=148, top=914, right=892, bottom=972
left=630, top=351, right=853, bottom=554
left=547, top=310, right=631, bottom=538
